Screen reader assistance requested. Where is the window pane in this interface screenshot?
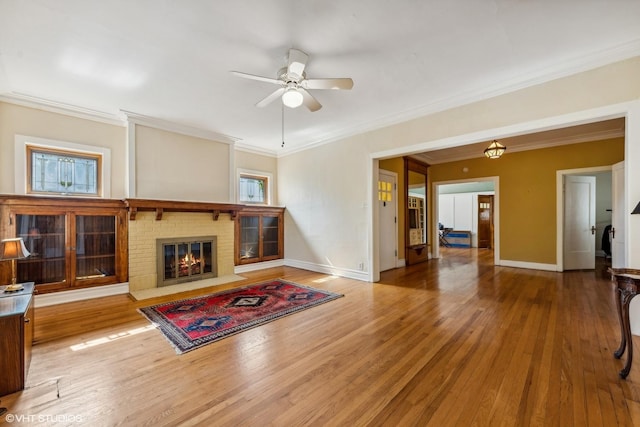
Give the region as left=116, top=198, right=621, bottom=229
left=30, top=148, right=99, bottom=196
left=239, top=176, right=266, bottom=204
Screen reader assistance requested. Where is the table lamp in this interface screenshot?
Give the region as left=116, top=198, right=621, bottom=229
left=1, top=237, right=30, bottom=286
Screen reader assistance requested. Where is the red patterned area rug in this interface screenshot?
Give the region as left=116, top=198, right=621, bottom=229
left=138, top=279, right=343, bottom=354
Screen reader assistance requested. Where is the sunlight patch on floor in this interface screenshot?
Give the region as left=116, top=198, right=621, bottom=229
left=69, top=324, right=155, bottom=351
left=312, top=275, right=339, bottom=284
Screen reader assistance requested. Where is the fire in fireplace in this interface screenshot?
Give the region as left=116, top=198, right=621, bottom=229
left=156, top=236, right=217, bottom=287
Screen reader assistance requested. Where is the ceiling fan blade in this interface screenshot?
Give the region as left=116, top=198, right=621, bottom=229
left=287, top=49, right=308, bottom=79
left=302, top=78, right=354, bottom=90
left=230, top=71, right=282, bottom=85
left=256, top=87, right=286, bottom=108
left=299, top=88, right=322, bottom=112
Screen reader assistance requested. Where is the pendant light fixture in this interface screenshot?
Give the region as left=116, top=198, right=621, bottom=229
left=484, top=140, right=506, bottom=159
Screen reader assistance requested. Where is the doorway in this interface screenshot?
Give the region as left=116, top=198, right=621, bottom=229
left=557, top=167, right=612, bottom=271
left=433, top=177, right=499, bottom=263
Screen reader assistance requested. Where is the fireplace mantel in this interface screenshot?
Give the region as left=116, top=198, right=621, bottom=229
left=124, top=199, right=242, bottom=221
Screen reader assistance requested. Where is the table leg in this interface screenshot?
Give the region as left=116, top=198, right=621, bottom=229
left=615, top=288, right=626, bottom=359
left=620, top=291, right=634, bottom=379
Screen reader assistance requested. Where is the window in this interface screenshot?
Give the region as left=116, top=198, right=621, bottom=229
left=15, top=135, right=111, bottom=197
left=239, top=175, right=267, bottom=204
left=27, top=146, right=101, bottom=196
left=378, top=180, right=393, bottom=202
left=238, top=171, right=271, bottom=205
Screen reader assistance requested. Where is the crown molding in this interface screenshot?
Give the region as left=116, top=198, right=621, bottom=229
left=233, top=141, right=278, bottom=157
left=0, top=92, right=126, bottom=127
left=282, top=39, right=640, bottom=156
left=120, top=110, right=240, bottom=145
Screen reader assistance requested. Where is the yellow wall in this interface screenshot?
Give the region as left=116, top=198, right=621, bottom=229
left=429, top=138, right=624, bottom=264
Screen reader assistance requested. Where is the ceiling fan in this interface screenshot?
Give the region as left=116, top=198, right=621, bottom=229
left=231, top=48, right=353, bottom=112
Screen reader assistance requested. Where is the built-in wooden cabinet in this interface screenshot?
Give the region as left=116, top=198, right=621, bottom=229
left=404, top=157, right=429, bottom=265
left=0, top=196, right=128, bottom=294
left=235, top=206, right=284, bottom=265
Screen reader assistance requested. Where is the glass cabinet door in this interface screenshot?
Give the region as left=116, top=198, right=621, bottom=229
left=262, top=215, right=280, bottom=258
left=235, top=209, right=283, bottom=265
left=75, top=215, right=116, bottom=280
left=16, top=214, right=66, bottom=285
left=239, top=215, right=260, bottom=262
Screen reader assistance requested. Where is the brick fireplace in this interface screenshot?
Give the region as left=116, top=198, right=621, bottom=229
left=127, top=204, right=236, bottom=292
left=156, top=235, right=218, bottom=287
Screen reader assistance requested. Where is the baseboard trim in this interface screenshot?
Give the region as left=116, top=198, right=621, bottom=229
left=284, top=259, right=370, bottom=282
left=35, top=282, right=130, bottom=307
left=234, top=259, right=285, bottom=274
left=498, top=259, right=558, bottom=272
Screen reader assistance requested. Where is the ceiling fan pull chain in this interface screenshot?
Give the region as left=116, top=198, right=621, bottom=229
left=281, top=103, right=285, bottom=148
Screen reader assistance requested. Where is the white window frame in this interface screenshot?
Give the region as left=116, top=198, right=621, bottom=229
left=237, top=168, right=272, bottom=205
left=15, top=135, right=111, bottom=197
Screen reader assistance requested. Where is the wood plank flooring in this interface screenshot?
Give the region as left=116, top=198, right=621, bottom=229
left=3, top=248, right=640, bottom=426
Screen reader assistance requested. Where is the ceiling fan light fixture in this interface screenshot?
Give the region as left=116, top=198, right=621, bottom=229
left=282, top=88, right=303, bottom=108
left=484, top=140, right=506, bottom=159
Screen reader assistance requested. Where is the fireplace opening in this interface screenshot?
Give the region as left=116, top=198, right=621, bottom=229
left=156, top=236, right=218, bottom=287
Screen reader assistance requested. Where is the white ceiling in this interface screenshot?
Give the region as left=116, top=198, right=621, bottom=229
left=1, top=1, right=639, bottom=156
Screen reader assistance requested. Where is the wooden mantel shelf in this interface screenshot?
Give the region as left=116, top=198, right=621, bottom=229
left=124, top=199, right=243, bottom=221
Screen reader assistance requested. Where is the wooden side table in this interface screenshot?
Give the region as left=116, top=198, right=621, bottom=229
left=610, top=271, right=640, bottom=379
left=0, top=282, right=35, bottom=396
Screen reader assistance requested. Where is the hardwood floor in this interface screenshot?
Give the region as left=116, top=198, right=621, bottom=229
left=3, top=248, right=640, bottom=426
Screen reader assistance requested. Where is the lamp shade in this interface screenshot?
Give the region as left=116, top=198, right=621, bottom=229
left=632, top=201, right=640, bottom=214
left=282, top=88, right=303, bottom=108
left=484, top=140, right=506, bottom=159
left=0, top=238, right=30, bottom=260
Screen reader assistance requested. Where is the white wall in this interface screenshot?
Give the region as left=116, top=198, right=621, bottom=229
left=134, top=125, right=231, bottom=202
left=234, top=149, right=278, bottom=204
left=0, top=102, right=279, bottom=205
left=0, top=102, right=127, bottom=197
left=277, top=56, right=640, bottom=283
left=3, top=58, right=640, bottom=290
left=278, top=138, right=371, bottom=280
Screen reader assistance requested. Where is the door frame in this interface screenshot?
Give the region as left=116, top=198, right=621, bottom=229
left=556, top=165, right=611, bottom=271
left=432, top=176, right=500, bottom=264
left=612, top=160, right=626, bottom=268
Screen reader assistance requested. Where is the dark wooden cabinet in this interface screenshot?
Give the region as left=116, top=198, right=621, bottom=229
left=235, top=207, right=284, bottom=265
left=0, top=196, right=128, bottom=294
left=0, top=282, right=34, bottom=397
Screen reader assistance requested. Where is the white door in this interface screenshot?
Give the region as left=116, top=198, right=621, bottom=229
left=612, top=161, right=626, bottom=268
left=563, top=175, right=596, bottom=270
left=378, top=169, right=397, bottom=272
